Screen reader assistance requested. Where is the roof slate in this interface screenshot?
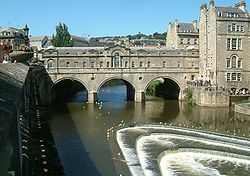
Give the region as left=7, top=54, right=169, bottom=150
left=215, top=6, right=246, bottom=14
left=178, top=23, right=198, bottom=33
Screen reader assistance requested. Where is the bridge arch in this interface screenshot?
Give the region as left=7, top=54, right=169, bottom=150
left=52, top=77, right=88, bottom=102
left=53, top=77, right=89, bottom=92
left=97, top=77, right=136, bottom=101
left=144, top=76, right=181, bottom=100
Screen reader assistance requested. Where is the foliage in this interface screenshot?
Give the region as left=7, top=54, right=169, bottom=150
left=183, top=86, right=194, bottom=104
left=146, top=80, right=163, bottom=96
left=152, top=32, right=167, bottom=40
left=51, top=23, right=74, bottom=47
left=127, top=32, right=167, bottom=40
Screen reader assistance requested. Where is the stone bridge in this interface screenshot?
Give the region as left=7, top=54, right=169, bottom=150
left=41, top=45, right=199, bottom=103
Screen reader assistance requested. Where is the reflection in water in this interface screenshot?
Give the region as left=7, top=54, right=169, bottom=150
left=49, top=85, right=250, bottom=176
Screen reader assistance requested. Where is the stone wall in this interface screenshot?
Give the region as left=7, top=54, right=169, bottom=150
left=234, top=103, right=250, bottom=116
left=0, top=63, right=56, bottom=175
left=0, top=63, right=29, bottom=176
left=192, top=86, right=230, bottom=107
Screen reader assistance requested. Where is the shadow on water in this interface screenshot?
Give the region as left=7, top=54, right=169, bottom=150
left=50, top=102, right=101, bottom=176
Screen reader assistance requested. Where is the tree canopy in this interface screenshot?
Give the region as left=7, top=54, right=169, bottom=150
left=51, top=23, right=74, bottom=47
left=126, top=32, right=167, bottom=40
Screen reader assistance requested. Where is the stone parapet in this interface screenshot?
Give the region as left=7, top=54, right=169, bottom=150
left=234, top=103, right=250, bottom=116
left=192, top=86, right=230, bottom=107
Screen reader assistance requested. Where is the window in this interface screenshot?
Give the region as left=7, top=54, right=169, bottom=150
left=125, top=61, right=128, bottom=68
left=232, top=73, right=237, bottom=81
left=100, top=61, right=103, bottom=68
left=227, top=38, right=231, bottom=50
left=191, top=75, right=195, bottom=80
left=162, top=61, right=166, bottom=67
left=47, top=60, right=54, bottom=69
left=241, top=26, right=244, bottom=32
left=227, top=73, right=231, bottom=81
left=180, top=39, right=184, bottom=44
left=83, top=62, right=87, bottom=68
left=238, top=38, right=242, bottom=50
left=177, top=61, right=181, bottom=67
left=231, top=56, right=237, bottom=68
left=187, top=39, right=190, bottom=44
left=228, top=24, right=244, bottom=32
left=236, top=25, right=240, bottom=32
left=132, top=61, right=135, bottom=68
left=238, top=58, right=242, bottom=68
left=147, top=61, right=150, bottom=67
left=74, top=62, right=78, bottom=67
left=227, top=56, right=243, bottom=69
left=226, top=58, right=230, bottom=68
left=194, top=39, right=198, bottom=44
left=227, top=38, right=242, bottom=50
left=232, top=23, right=236, bottom=31
left=113, top=53, right=121, bottom=68
left=107, top=61, right=110, bottom=68
left=226, top=72, right=242, bottom=82
left=139, top=61, right=143, bottom=67
left=192, top=62, right=195, bottom=68
left=232, top=38, right=237, bottom=50
left=66, top=62, right=70, bottom=68
left=237, top=73, right=242, bottom=81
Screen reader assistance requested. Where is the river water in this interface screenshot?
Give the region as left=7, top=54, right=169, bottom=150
left=49, top=85, right=250, bottom=176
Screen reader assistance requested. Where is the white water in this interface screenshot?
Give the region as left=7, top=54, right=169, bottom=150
left=160, top=150, right=250, bottom=176
left=116, top=126, right=250, bottom=176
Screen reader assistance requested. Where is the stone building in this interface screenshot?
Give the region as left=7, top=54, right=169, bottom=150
left=199, top=0, right=250, bottom=94
left=0, top=25, right=29, bottom=49
left=70, top=35, right=90, bottom=47
left=29, top=36, right=51, bottom=50
left=166, top=20, right=199, bottom=49
left=130, top=38, right=165, bottom=47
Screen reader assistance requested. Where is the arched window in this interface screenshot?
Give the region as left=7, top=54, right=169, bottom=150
left=231, top=56, right=237, bottom=68
left=112, top=53, right=122, bottom=68
left=47, top=59, right=55, bottom=69
left=226, top=55, right=242, bottom=69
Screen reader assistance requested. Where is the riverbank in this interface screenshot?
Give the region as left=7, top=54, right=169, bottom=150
left=235, top=103, right=250, bottom=116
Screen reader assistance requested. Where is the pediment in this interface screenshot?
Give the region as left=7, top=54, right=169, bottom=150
left=104, top=44, right=130, bottom=51
left=137, top=49, right=147, bottom=53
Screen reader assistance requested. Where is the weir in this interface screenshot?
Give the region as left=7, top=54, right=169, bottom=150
left=117, top=125, right=250, bottom=176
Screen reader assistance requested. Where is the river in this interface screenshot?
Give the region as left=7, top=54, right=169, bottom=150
left=49, top=85, right=250, bottom=176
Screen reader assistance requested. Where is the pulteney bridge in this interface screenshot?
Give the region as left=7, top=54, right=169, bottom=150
left=41, top=45, right=199, bottom=103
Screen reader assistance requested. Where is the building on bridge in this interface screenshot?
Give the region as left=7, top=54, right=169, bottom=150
left=42, top=45, right=199, bottom=103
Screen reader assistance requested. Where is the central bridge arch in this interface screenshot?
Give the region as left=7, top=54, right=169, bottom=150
left=97, top=77, right=136, bottom=102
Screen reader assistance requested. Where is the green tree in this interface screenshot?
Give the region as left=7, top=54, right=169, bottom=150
left=52, top=23, right=74, bottom=47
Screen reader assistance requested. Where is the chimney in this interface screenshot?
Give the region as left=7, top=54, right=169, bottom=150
left=200, top=3, right=207, bottom=10
left=210, top=0, right=215, bottom=6
left=193, top=20, right=198, bottom=31
left=235, top=1, right=247, bottom=12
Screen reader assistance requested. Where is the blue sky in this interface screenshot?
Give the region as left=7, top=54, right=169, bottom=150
left=1, top=0, right=249, bottom=37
